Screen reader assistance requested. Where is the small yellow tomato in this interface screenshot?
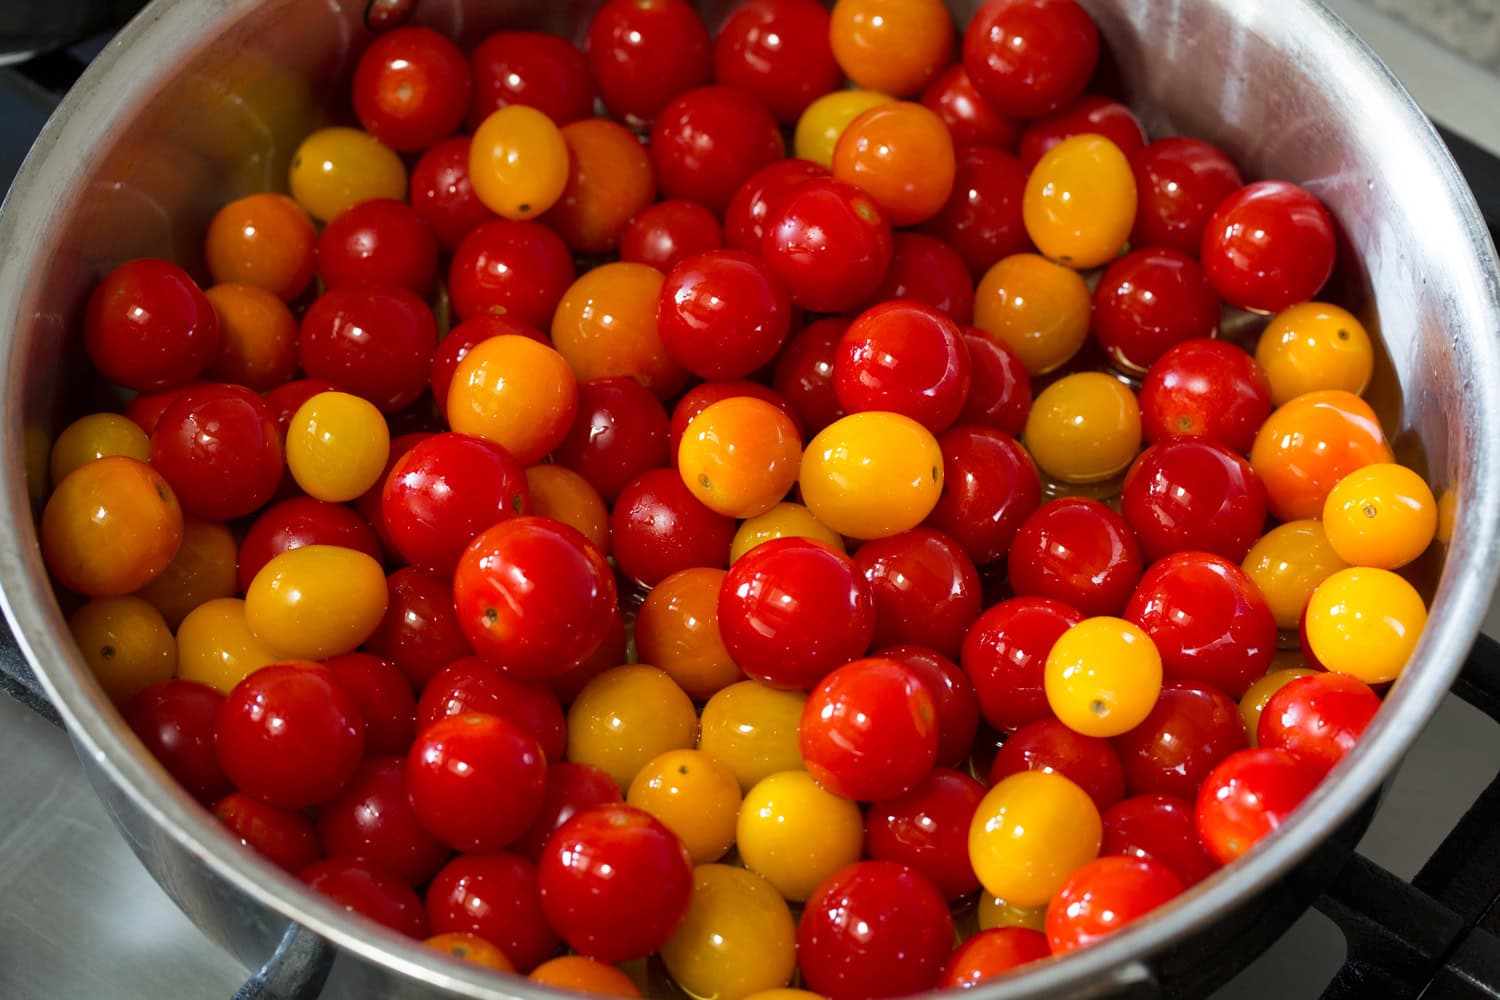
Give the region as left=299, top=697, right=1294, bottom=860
left=977, top=894, right=1048, bottom=932
left=41, top=456, right=183, bottom=598
left=799, top=411, right=943, bottom=540
left=1025, top=372, right=1141, bottom=484
left=679, top=397, right=802, bottom=519
left=244, top=545, right=388, bottom=660
left=1240, top=668, right=1321, bottom=746
left=133, top=517, right=239, bottom=628
left=447, top=335, right=579, bottom=465
left=285, top=391, right=390, bottom=502
left=567, top=665, right=699, bottom=789
left=50, top=412, right=150, bottom=487
left=1023, top=134, right=1136, bottom=269
left=699, top=681, right=806, bottom=791
left=1045, top=617, right=1163, bottom=737
left=288, top=126, right=406, bottom=222
left=526, top=465, right=610, bottom=555
left=660, top=865, right=797, bottom=1000
left=973, top=254, right=1091, bottom=375
left=176, top=597, right=278, bottom=693
left=1242, top=520, right=1349, bottom=630
left=794, top=89, right=894, bottom=169
left=738, top=770, right=864, bottom=902
left=68, top=596, right=177, bottom=705
left=628, top=749, right=742, bottom=864
left=470, top=105, right=570, bottom=220
left=731, top=502, right=845, bottom=562
left=969, top=771, right=1101, bottom=908
left=1305, top=567, right=1427, bottom=684
left=1322, top=463, right=1437, bottom=570
left=1255, top=302, right=1376, bottom=406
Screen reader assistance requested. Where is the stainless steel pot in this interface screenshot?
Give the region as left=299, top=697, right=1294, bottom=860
left=1, top=1, right=1498, bottom=997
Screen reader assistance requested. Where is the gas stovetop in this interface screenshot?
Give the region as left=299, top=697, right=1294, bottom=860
left=5, top=2, right=1500, bottom=997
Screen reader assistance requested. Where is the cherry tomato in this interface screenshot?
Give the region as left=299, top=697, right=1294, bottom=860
left=69, top=596, right=177, bottom=705
left=1255, top=301, right=1375, bottom=407
left=425, top=934, right=513, bottom=972
left=43, top=456, right=183, bottom=598
left=415, top=657, right=565, bottom=761
left=738, top=770, right=863, bottom=901
left=1008, top=498, right=1144, bottom=617
left=661, top=864, right=798, bottom=999
left=866, top=768, right=985, bottom=899
left=658, top=249, right=792, bottom=380
left=968, top=770, right=1101, bottom=907
left=567, top=665, right=699, bottom=789
left=676, top=397, right=800, bottom=519
left=1201, top=181, right=1337, bottom=313
left=627, top=749, right=742, bottom=863
left=124, top=679, right=232, bottom=803
left=1046, top=616, right=1163, bottom=738
left=352, top=26, right=470, bottom=151
left=870, top=232, right=976, bottom=325
left=1020, top=94, right=1145, bottom=167
left=553, top=262, right=689, bottom=399
left=316, top=199, right=439, bottom=298
left=793, top=89, right=894, bottom=170
left=430, top=314, right=547, bottom=416
left=530, top=957, right=640, bottom=997
left=406, top=713, right=546, bottom=852
left=84, top=258, right=220, bottom=392
left=991, top=717, right=1125, bottom=810
left=773, top=318, right=850, bottom=435
left=834, top=301, right=970, bottom=432
left=283, top=391, right=389, bottom=505
left=925, top=425, right=1042, bottom=565
left=469, top=105, right=569, bottom=221
left=203, top=283, right=298, bottom=391
left=733, top=502, right=843, bottom=563
left=622, top=200, right=725, bottom=272
left=447, top=336, right=578, bottom=466
left=800, top=411, right=945, bottom=540
left=1131, top=137, right=1244, bottom=255
left=426, top=852, right=559, bottom=971
left=651, top=85, right=785, bottom=215
left=512, top=762, right=623, bottom=863
left=1102, top=793, right=1220, bottom=887
left=544, top=118, right=656, bottom=255
left=409, top=137, right=497, bottom=251
left=1139, top=338, right=1273, bottom=455
left=524, top=465, right=611, bottom=557
left=1045, top=856, right=1184, bottom=953
left=878, top=645, right=981, bottom=769
left=1304, top=567, right=1427, bottom=685
left=302, top=859, right=428, bottom=938
left=801, top=657, right=938, bottom=801
left=1093, top=249, right=1220, bottom=373
left=636, top=567, right=742, bottom=701
left=855, top=528, right=981, bottom=659
left=299, top=284, right=437, bottom=413
left=963, top=0, right=1099, bottom=118
left=585, top=0, right=712, bottom=123
left=322, top=653, right=416, bottom=758
left=1250, top=390, right=1393, bottom=521
left=715, top=0, right=842, bottom=123
left=924, top=149, right=1031, bottom=283
left=1322, top=463, right=1436, bottom=570
left=135, top=517, right=238, bottom=629
left=49, top=412, right=150, bottom=487
left=1258, top=672, right=1379, bottom=777
left=245, top=546, right=388, bottom=660
left=961, top=328, right=1033, bottom=436
left=1026, top=371, right=1142, bottom=484
left=468, top=30, right=595, bottom=128
left=920, top=65, right=1020, bottom=152
left=939, top=927, right=1050, bottom=986
left=213, top=791, right=321, bottom=873
left=236, top=497, right=381, bottom=595
left=830, top=0, right=953, bottom=97
left=317, top=756, right=449, bottom=885
left=762, top=178, right=893, bottom=314
left=1121, top=438, right=1267, bottom=563
left=1023, top=133, right=1136, bottom=269
left=973, top=253, right=1090, bottom=374
left=205, top=194, right=317, bottom=301
left=448, top=218, right=575, bottom=327
left=700, top=682, right=808, bottom=792
left=611, top=468, right=735, bottom=587
left=670, top=380, right=803, bottom=462
left=833, top=101, right=957, bottom=226
left=1195, top=747, right=1320, bottom=864
left=1113, top=680, right=1247, bottom=800
left=549, top=378, right=669, bottom=505
left=1241, top=667, right=1320, bottom=747
left=147, top=383, right=281, bottom=520
left=288, top=127, right=406, bottom=223
left=175, top=598, right=277, bottom=694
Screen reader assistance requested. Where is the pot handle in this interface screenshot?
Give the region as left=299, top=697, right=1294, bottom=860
left=0, top=619, right=60, bottom=726
left=233, top=922, right=336, bottom=1000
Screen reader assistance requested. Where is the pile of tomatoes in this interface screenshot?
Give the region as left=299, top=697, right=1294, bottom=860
left=38, top=0, right=1439, bottom=994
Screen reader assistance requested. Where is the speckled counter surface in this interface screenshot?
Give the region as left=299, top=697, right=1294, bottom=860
left=1367, top=0, right=1500, bottom=71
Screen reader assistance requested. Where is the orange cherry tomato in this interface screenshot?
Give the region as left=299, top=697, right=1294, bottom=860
left=829, top=0, right=955, bottom=97
left=204, top=193, right=316, bottom=301
left=425, top=932, right=514, bottom=972
left=530, top=956, right=641, bottom=997
left=49, top=412, right=150, bottom=487
left=1321, top=463, right=1437, bottom=570
left=1023, top=134, right=1136, bottom=269
left=973, top=254, right=1091, bottom=375
left=42, top=456, right=183, bottom=598
left=525, top=464, right=611, bottom=555
left=446, top=335, right=580, bottom=465
left=794, top=90, right=894, bottom=169
left=1255, top=302, right=1375, bottom=406
left=203, top=283, right=299, bottom=391
left=678, top=397, right=802, bottom=519
left=544, top=118, right=657, bottom=255
left=551, top=262, right=689, bottom=399
left=176, top=597, right=277, bottom=693
left=133, top=517, right=238, bottom=628
left=635, top=567, right=744, bottom=701
left=471, top=105, right=570, bottom=221
left=832, top=101, right=956, bottom=226
left=1249, top=389, right=1393, bottom=521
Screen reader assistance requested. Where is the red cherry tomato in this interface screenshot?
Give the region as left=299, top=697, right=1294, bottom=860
left=668, top=380, right=802, bottom=462
left=1093, top=249, right=1221, bottom=373
left=1195, top=747, right=1320, bottom=864
left=1045, top=856, right=1184, bottom=953
left=356, top=432, right=432, bottom=557
left=426, top=852, right=559, bottom=971
left=125, top=679, right=232, bottom=803
left=125, top=381, right=210, bottom=435
left=1139, top=339, right=1273, bottom=455
left=1258, top=673, right=1379, bottom=777
left=1201, top=181, right=1337, bottom=314
left=922, top=147, right=1031, bottom=278
left=1019, top=94, right=1145, bottom=168
left=1131, top=137, right=1244, bottom=255
left=84, top=258, right=220, bottom=392
left=867, top=232, right=976, bottom=326
left=939, top=927, right=1050, bottom=986
left=657, top=249, right=793, bottom=380
left=714, top=0, right=842, bottom=123
left=317, top=198, right=439, bottom=297
left=610, top=468, right=735, bottom=588
left=468, top=30, right=595, bottom=129
left=321, top=653, right=416, bottom=758
left=855, top=529, right=981, bottom=660
left=920, top=64, right=1020, bottom=151
left=990, top=717, right=1126, bottom=810
left=1112, top=680, right=1248, bottom=800
left=415, top=656, right=566, bottom=763
left=585, top=0, right=711, bottom=123
left=925, top=425, right=1042, bottom=565
left=150, top=383, right=282, bottom=521
left=963, top=0, right=1099, bottom=118
left=317, top=756, right=450, bottom=885
left=362, top=568, right=472, bottom=689
left=237, top=497, right=382, bottom=594
left=352, top=26, right=470, bottom=151
left=801, top=657, right=939, bottom=801
left=724, top=158, right=828, bottom=254
left=621, top=200, right=725, bottom=272
left=406, top=713, right=547, bottom=852
left=299, top=285, right=437, bottom=412
left=650, top=85, right=785, bottom=215
left=960, top=328, right=1032, bottom=435
left=214, top=791, right=321, bottom=872
left=448, top=219, right=576, bottom=328
left=1102, top=793, right=1220, bottom=887
left=1121, top=438, right=1268, bottom=563
left=303, top=859, right=429, bottom=938
left=718, top=537, right=876, bottom=691
left=538, top=804, right=695, bottom=963
left=834, top=300, right=972, bottom=432
left=878, top=645, right=981, bottom=769
left=773, top=317, right=850, bottom=436
left=512, top=762, right=623, bottom=863
left=962, top=596, right=1084, bottom=732
left=866, top=768, right=984, bottom=900
left=551, top=377, right=671, bottom=503
left=547, top=608, right=628, bottom=706
left=1009, top=498, right=1144, bottom=617
left=409, top=137, right=498, bottom=251
left=763, top=177, right=893, bottom=314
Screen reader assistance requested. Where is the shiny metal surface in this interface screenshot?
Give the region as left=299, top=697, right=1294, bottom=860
left=0, top=0, right=1497, bottom=997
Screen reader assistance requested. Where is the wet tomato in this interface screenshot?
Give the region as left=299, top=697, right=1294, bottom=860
left=317, top=756, right=450, bottom=885
left=1195, top=747, right=1320, bottom=864
left=622, top=200, right=726, bottom=272
left=214, top=792, right=321, bottom=873
left=124, top=679, right=231, bottom=803
left=1120, top=438, right=1268, bottom=563
left=352, top=26, right=470, bottom=151
left=1045, top=856, right=1184, bottom=953
left=1258, top=672, right=1379, bottom=777
left=651, top=85, right=785, bottom=215
left=962, top=0, right=1099, bottom=118
left=1201, top=181, right=1336, bottom=314
left=715, top=0, right=842, bottom=123
left=658, top=249, right=793, bottom=380
left=302, top=859, right=428, bottom=938
left=1008, top=498, right=1144, bottom=617
left=415, top=657, right=566, bottom=762
left=448, top=218, right=575, bottom=328
left=834, top=300, right=971, bottom=433
left=409, top=137, right=498, bottom=251
left=321, top=653, right=416, bottom=758
left=469, top=30, right=595, bottom=128
left=962, top=596, right=1085, bottom=733
left=1139, top=338, right=1273, bottom=455
left=298, top=284, right=437, bottom=412
left=865, top=768, right=984, bottom=900
left=1112, top=680, right=1248, bottom=800
left=1102, top=793, right=1220, bottom=887
left=925, top=425, right=1042, bottom=565
left=316, top=198, right=439, bottom=297
left=990, top=717, right=1125, bottom=810
left=763, top=178, right=893, bottom=314
left=406, top=713, right=547, bottom=852
left=84, top=258, right=220, bottom=393
left=585, top=0, right=711, bottom=123
left=1131, top=137, right=1244, bottom=255
left=800, top=657, right=939, bottom=801
left=920, top=64, right=1020, bottom=152
left=855, top=528, right=982, bottom=659
left=611, top=468, right=736, bottom=587
left=426, top=852, right=559, bottom=971
left=878, top=645, right=981, bottom=769
left=1019, top=94, right=1145, bottom=168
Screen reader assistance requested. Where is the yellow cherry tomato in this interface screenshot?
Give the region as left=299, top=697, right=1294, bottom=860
left=1023, top=134, right=1136, bottom=269
left=1025, top=372, right=1141, bottom=484
left=794, top=89, right=894, bottom=169
left=285, top=391, right=390, bottom=503
left=1045, top=617, right=1163, bottom=737
left=1322, top=463, right=1437, bottom=570
left=661, top=865, right=797, bottom=1000
left=699, top=681, right=806, bottom=791
left=628, top=749, right=742, bottom=864
left=738, top=770, right=864, bottom=902
left=288, top=126, right=406, bottom=222
left=679, top=397, right=802, bottom=519
left=42, top=456, right=183, bottom=598
left=1255, top=302, right=1376, bottom=406
left=50, top=412, right=150, bottom=487
left=447, top=335, right=579, bottom=465
left=731, top=502, right=845, bottom=562
left=799, top=411, right=943, bottom=540
left=68, top=596, right=177, bottom=705
left=1241, top=520, right=1349, bottom=630
left=133, top=517, right=238, bottom=628
left=973, top=254, right=1091, bottom=375
left=1240, top=668, right=1320, bottom=746
left=1305, top=567, right=1427, bottom=684
left=977, top=894, right=1048, bottom=933
left=244, top=545, right=388, bottom=660
left=635, top=567, right=743, bottom=701
left=567, top=665, right=699, bottom=789
left=969, top=771, right=1102, bottom=908
left=469, top=105, right=570, bottom=220
left=176, top=597, right=278, bottom=693
left=526, top=465, right=610, bottom=555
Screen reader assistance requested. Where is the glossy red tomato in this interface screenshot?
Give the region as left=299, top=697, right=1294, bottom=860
left=84, top=258, right=221, bottom=392
left=1258, top=673, right=1379, bottom=777
left=512, top=762, right=623, bottom=862
left=1092, top=249, right=1221, bottom=373
left=298, top=284, right=437, bottom=412
left=585, top=0, right=711, bottom=123
left=714, top=0, right=841, bottom=122
left=551, top=377, right=671, bottom=503
left=409, top=137, right=498, bottom=251
left=452, top=517, right=616, bottom=679
left=262, top=379, right=340, bottom=436
left=960, top=328, right=1032, bottom=435
left=538, top=804, right=695, bottom=963
left=352, top=26, right=469, bottom=150
left=547, top=607, right=627, bottom=706
left=150, top=383, right=282, bottom=521
left=962, top=596, right=1084, bottom=732
left=657, top=249, right=793, bottom=379
left=962, top=0, right=1099, bottom=118
left=1019, top=94, right=1145, bottom=167
left=1102, top=793, right=1220, bottom=887
left=925, top=425, right=1042, bottom=565
left=867, top=233, right=976, bottom=326
left=621, top=200, right=725, bottom=272
left=939, top=927, right=1050, bottom=986
left=1124, top=552, right=1277, bottom=698
left=236, top=498, right=381, bottom=594
left=801, top=657, right=939, bottom=800
left=855, top=529, right=981, bottom=660
left=650, top=86, right=785, bottom=215
left=125, top=381, right=210, bottom=435
left=415, top=656, right=566, bottom=763
left=406, top=713, right=546, bottom=852
left=922, top=147, right=1031, bottom=278
left=426, top=852, right=559, bottom=971
left=317, top=199, right=439, bottom=297
left=668, top=380, right=802, bottom=461
left=990, top=717, right=1126, bottom=810
left=321, top=653, right=416, bottom=758
left=468, top=30, right=595, bottom=128
left=1201, top=181, right=1337, bottom=313
left=356, top=432, right=432, bottom=557
left=834, top=301, right=972, bottom=432
left=878, top=645, right=981, bottom=769
left=363, top=568, right=472, bottom=688
left=773, top=317, right=850, bottom=435
left=1139, top=338, right=1273, bottom=455
left=1112, top=680, right=1247, bottom=800
left=1045, top=856, right=1184, bottom=953
left=724, top=158, right=827, bottom=254
left=718, top=537, right=876, bottom=691
left=448, top=219, right=575, bottom=327
left=798, top=861, right=955, bottom=998
left=866, top=768, right=984, bottom=900
left=920, top=64, right=1020, bottom=152
left=611, top=468, right=736, bottom=587
left=125, top=679, right=232, bottom=803
left=214, top=791, right=321, bottom=872
left=1196, top=747, right=1320, bottom=864
left=763, top=177, right=893, bottom=314
left=428, top=314, right=547, bottom=416
left=317, top=756, right=450, bottom=885
left=1008, top=498, right=1144, bottom=617
left=303, top=859, right=429, bottom=938
left=216, top=662, right=365, bottom=809
left=1120, top=438, right=1268, bottom=563
left=1131, top=137, right=1244, bottom=256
